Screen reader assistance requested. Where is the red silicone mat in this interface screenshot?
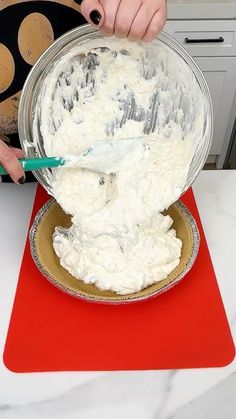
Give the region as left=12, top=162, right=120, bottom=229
left=3, top=185, right=235, bottom=372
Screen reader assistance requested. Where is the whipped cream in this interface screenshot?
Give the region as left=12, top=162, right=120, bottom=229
left=34, top=37, right=205, bottom=294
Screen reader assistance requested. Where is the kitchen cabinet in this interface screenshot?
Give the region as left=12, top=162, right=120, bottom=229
left=194, top=57, right=236, bottom=155
left=164, top=20, right=236, bottom=57
left=165, top=19, right=236, bottom=167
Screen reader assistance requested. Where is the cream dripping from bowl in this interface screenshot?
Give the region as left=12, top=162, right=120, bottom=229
left=32, top=37, right=206, bottom=295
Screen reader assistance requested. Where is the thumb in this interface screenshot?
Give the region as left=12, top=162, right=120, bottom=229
left=80, top=0, right=105, bottom=28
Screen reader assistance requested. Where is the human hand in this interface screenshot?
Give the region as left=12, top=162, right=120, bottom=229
left=80, top=0, right=167, bottom=42
left=0, top=137, right=25, bottom=184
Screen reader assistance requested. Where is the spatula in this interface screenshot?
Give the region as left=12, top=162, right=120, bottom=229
left=0, top=138, right=145, bottom=176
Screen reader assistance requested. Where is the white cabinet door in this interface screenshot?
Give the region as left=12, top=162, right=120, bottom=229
left=194, top=57, right=236, bottom=155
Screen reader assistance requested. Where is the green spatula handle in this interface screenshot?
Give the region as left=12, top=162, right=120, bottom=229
left=0, top=157, right=64, bottom=176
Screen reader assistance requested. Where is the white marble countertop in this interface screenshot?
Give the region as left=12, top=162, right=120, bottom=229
left=0, top=170, right=236, bottom=419
left=168, top=0, right=236, bottom=19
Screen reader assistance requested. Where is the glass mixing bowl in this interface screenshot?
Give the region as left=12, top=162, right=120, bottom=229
left=18, top=25, right=213, bottom=195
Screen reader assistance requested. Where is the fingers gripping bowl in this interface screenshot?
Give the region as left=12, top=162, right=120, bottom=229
left=18, top=26, right=213, bottom=302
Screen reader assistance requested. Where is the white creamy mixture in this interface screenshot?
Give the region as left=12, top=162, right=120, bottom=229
left=34, top=38, right=205, bottom=294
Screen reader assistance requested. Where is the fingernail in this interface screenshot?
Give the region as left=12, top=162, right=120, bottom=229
left=18, top=175, right=26, bottom=185
left=90, top=10, right=101, bottom=25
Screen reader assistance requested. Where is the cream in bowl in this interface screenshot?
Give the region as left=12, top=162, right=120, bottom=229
left=19, top=28, right=212, bottom=298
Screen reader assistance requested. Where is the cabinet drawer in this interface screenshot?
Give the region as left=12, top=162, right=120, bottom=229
left=165, top=20, right=236, bottom=56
